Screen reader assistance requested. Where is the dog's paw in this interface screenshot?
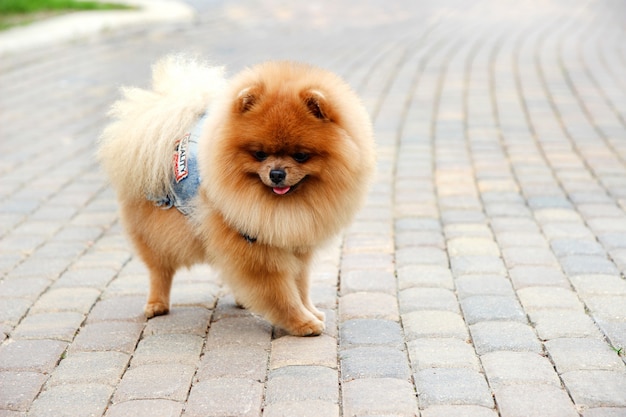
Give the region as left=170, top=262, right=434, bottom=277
left=308, top=306, right=325, bottom=322
left=144, top=302, right=169, bottom=318
left=287, top=317, right=325, bottom=337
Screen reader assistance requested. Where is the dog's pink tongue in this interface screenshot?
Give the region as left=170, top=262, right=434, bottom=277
left=273, top=186, right=291, bottom=195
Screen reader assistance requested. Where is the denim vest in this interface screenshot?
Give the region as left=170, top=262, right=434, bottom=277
left=148, top=113, right=206, bottom=216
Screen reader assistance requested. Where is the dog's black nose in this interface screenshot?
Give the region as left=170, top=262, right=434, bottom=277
left=269, top=169, right=286, bottom=184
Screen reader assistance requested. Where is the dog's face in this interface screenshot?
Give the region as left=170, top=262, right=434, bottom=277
left=201, top=61, right=375, bottom=247
left=233, top=87, right=334, bottom=197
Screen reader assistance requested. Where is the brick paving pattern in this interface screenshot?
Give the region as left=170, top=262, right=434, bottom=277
left=1, top=0, right=626, bottom=416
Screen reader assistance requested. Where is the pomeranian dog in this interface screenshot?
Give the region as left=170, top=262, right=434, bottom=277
left=98, top=55, right=375, bottom=336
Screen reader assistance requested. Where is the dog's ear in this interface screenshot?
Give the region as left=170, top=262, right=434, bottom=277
left=236, top=86, right=261, bottom=113
left=301, top=89, right=331, bottom=121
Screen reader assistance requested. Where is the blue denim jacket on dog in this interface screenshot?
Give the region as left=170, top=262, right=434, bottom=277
left=148, top=113, right=206, bottom=216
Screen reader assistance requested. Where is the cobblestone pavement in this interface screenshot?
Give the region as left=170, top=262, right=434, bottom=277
left=1, top=0, right=626, bottom=416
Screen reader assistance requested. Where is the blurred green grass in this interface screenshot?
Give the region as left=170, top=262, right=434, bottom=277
left=0, top=0, right=133, bottom=30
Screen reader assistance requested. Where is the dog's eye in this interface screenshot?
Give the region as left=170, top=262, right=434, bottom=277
left=253, top=151, right=268, bottom=161
left=292, top=152, right=310, bottom=163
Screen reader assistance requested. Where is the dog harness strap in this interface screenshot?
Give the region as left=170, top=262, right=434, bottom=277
left=241, top=233, right=257, bottom=244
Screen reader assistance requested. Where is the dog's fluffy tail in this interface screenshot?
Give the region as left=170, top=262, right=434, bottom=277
left=98, top=55, right=225, bottom=201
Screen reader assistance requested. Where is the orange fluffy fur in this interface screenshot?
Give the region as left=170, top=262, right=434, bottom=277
left=98, top=55, right=375, bottom=336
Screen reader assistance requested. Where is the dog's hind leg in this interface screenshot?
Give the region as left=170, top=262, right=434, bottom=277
left=132, top=235, right=176, bottom=318
left=120, top=201, right=201, bottom=319
left=144, top=266, right=175, bottom=318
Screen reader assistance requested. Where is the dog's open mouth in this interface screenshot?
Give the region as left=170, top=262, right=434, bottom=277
left=273, top=186, right=291, bottom=195
left=271, top=177, right=306, bottom=195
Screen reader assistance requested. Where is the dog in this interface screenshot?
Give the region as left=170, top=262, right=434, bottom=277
left=98, top=55, right=375, bottom=336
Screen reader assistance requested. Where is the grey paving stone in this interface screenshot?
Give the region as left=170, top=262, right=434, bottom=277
left=446, top=237, right=500, bottom=257
left=263, top=400, right=339, bottom=417
left=8, top=256, right=70, bottom=280
left=341, top=253, right=394, bottom=272
left=0, top=371, right=47, bottom=411
left=340, top=319, right=404, bottom=348
left=171, top=282, right=219, bottom=310
left=339, top=292, right=399, bottom=321
left=86, top=295, right=146, bottom=323
left=501, top=247, right=559, bottom=267
left=441, top=210, right=486, bottom=224
left=0, top=339, right=67, bottom=373
left=585, top=295, right=626, bottom=321
left=340, top=346, right=411, bottom=380
left=569, top=275, right=626, bottom=295
left=48, top=351, right=129, bottom=387
left=395, top=230, right=445, bottom=249
left=444, top=223, right=493, bottom=239
left=545, top=338, right=625, bottom=373
left=598, top=233, right=626, bottom=250
left=594, top=319, right=626, bottom=349
left=407, top=338, right=480, bottom=371
left=421, top=405, right=498, bottom=417
left=450, top=256, right=507, bottom=275
left=113, top=364, right=196, bottom=402
left=206, top=316, right=272, bottom=348
left=495, top=385, right=578, bottom=417
left=583, top=408, right=626, bottom=417
left=53, top=267, right=118, bottom=289
left=534, top=208, right=582, bottom=223
left=399, top=287, right=459, bottom=314
left=187, top=378, right=264, bottom=417
left=105, top=399, right=184, bottom=417
left=198, top=344, right=269, bottom=381
left=397, top=265, right=455, bottom=290
left=481, top=351, right=561, bottom=388
left=455, top=275, right=514, bottom=299
left=142, top=307, right=211, bottom=336
left=311, top=284, right=337, bottom=310
left=396, top=247, right=448, bottom=268
left=265, top=366, right=337, bottom=404
left=396, top=218, right=440, bottom=231
left=70, top=321, right=143, bottom=353
left=343, top=233, right=394, bottom=253
left=470, top=321, right=542, bottom=354
left=270, top=334, right=337, bottom=370
left=542, top=223, right=595, bottom=240
left=28, top=384, right=114, bottom=417
left=342, top=378, right=418, bottom=417
left=403, top=311, right=469, bottom=340
left=551, top=239, right=606, bottom=257
left=561, top=371, right=626, bottom=407
left=415, top=368, right=494, bottom=408
left=104, top=274, right=148, bottom=298
left=10, top=312, right=84, bottom=341
left=0, top=277, right=49, bottom=300
left=609, top=248, right=626, bottom=273
left=560, top=255, right=619, bottom=276
left=517, top=287, right=584, bottom=310
left=0, top=298, right=31, bottom=326
left=496, top=232, right=548, bottom=248
left=528, top=310, right=603, bottom=340
left=340, top=270, right=396, bottom=295
left=30, top=287, right=101, bottom=314
left=587, top=218, right=626, bottom=234
left=508, top=266, right=570, bottom=288
left=131, top=334, right=203, bottom=366
left=72, top=250, right=131, bottom=270
left=460, top=295, right=526, bottom=324
left=345, top=221, right=391, bottom=238
left=490, top=218, right=539, bottom=233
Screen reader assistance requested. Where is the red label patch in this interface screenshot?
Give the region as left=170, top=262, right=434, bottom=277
left=173, top=133, right=190, bottom=183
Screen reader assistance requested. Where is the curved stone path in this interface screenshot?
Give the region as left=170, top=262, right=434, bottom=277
left=1, top=0, right=625, bottom=416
